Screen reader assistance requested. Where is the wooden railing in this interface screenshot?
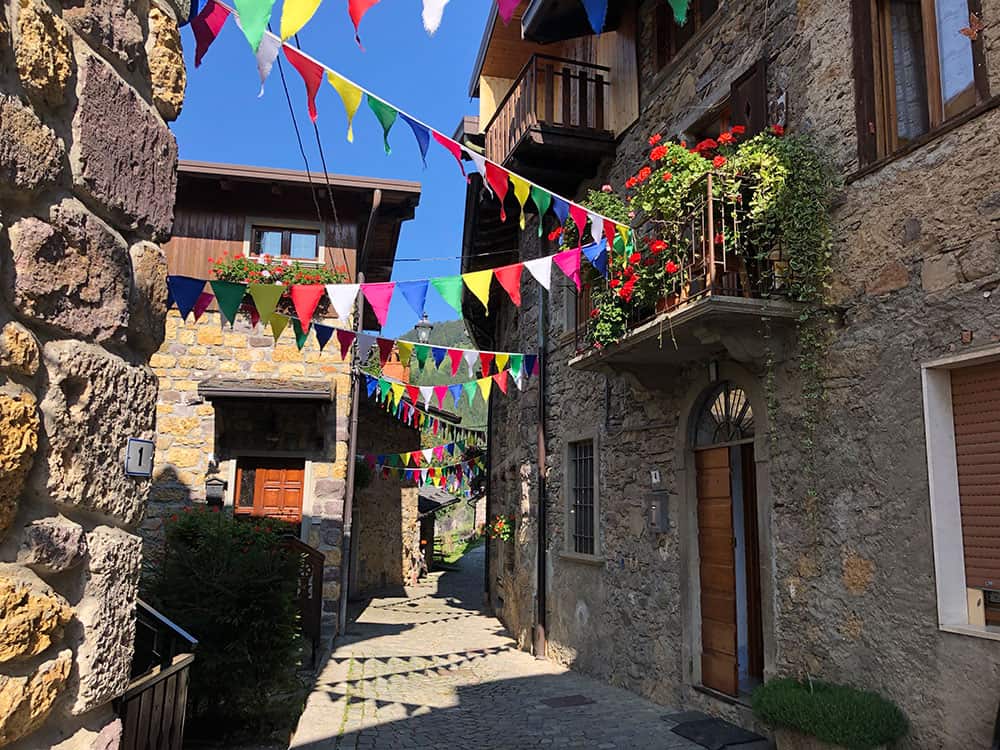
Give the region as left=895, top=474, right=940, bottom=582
left=118, top=600, right=198, bottom=750
left=485, top=54, right=612, bottom=165
left=285, top=535, right=324, bottom=667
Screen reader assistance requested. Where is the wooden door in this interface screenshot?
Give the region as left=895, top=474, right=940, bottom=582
left=235, top=459, right=304, bottom=523
left=696, top=446, right=738, bottom=696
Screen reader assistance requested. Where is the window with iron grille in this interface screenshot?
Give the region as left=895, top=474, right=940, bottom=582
left=568, top=440, right=596, bottom=555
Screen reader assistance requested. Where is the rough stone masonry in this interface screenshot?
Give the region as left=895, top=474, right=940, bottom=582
left=0, top=0, right=187, bottom=746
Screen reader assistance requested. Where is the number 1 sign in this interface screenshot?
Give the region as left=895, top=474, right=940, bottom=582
left=124, top=438, right=155, bottom=478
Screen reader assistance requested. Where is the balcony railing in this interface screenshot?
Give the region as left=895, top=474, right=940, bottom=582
left=485, top=54, right=612, bottom=165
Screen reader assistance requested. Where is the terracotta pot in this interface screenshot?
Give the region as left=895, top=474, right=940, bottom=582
left=655, top=293, right=680, bottom=314
left=773, top=728, right=885, bottom=750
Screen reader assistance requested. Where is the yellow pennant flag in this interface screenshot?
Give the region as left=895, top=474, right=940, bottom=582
left=390, top=382, right=406, bottom=407
left=327, top=71, right=363, bottom=142
left=462, top=269, right=493, bottom=313
left=510, top=175, right=531, bottom=229
left=478, top=375, right=493, bottom=403
left=280, top=0, right=322, bottom=39
left=495, top=353, right=509, bottom=372
left=270, top=313, right=289, bottom=343
left=397, top=340, right=413, bottom=368
left=617, top=224, right=630, bottom=247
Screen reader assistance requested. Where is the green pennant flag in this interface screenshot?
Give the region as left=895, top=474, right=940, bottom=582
left=292, top=318, right=309, bottom=350
left=210, top=281, right=247, bottom=327
left=234, top=0, right=277, bottom=52
left=430, top=275, right=464, bottom=316
left=668, top=0, right=689, bottom=23
left=379, top=378, right=392, bottom=404
left=248, top=284, right=284, bottom=324
left=510, top=354, right=523, bottom=380
left=530, top=187, right=552, bottom=237
left=270, top=313, right=289, bottom=343
left=463, top=380, right=478, bottom=406
left=414, top=344, right=430, bottom=370
left=367, top=96, right=398, bottom=155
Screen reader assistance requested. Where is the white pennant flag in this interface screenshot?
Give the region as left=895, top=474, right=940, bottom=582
left=326, top=284, right=360, bottom=323
left=422, top=448, right=434, bottom=462
left=254, top=33, right=282, bottom=96
left=588, top=212, right=604, bottom=246
left=467, top=152, right=492, bottom=197
left=422, top=0, right=450, bottom=34
left=463, top=350, right=479, bottom=378
left=523, top=256, right=553, bottom=290
left=513, top=372, right=526, bottom=391
left=419, top=385, right=434, bottom=408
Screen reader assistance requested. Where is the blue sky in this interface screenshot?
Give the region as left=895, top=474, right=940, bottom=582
left=172, top=1, right=492, bottom=338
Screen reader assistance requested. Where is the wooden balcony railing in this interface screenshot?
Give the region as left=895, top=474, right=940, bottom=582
left=485, top=54, right=612, bottom=165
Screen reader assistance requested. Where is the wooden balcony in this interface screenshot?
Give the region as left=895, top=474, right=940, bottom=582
left=484, top=54, right=616, bottom=193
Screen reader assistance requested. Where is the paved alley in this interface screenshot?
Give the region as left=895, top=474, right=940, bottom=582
left=289, top=545, right=705, bottom=750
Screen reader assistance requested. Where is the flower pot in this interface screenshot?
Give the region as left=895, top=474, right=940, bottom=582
left=655, top=293, right=679, bottom=314
left=773, top=728, right=886, bottom=750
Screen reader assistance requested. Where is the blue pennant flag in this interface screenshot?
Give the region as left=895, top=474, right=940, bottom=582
left=582, top=238, right=609, bottom=277
left=401, top=114, right=431, bottom=167
left=314, top=324, right=334, bottom=351
left=551, top=197, right=570, bottom=225
left=396, top=279, right=429, bottom=318
left=524, top=354, right=538, bottom=377
left=365, top=374, right=378, bottom=398
left=448, top=384, right=463, bottom=409
left=580, top=0, right=608, bottom=33
left=166, top=276, right=206, bottom=320
left=431, top=346, right=447, bottom=368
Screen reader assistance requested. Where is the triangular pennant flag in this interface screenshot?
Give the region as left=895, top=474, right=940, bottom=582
left=326, top=71, right=364, bottom=141
left=484, top=163, right=511, bottom=221
left=583, top=238, right=609, bottom=277
left=397, top=340, right=413, bottom=368
left=430, top=276, right=464, bottom=315
left=467, top=152, right=491, bottom=195
left=233, top=0, right=276, bottom=52
left=280, top=0, right=321, bottom=39
left=523, top=257, right=552, bottom=290
left=462, top=270, right=493, bottom=313
left=554, top=248, right=582, bottom=291
left=167, top=276, right=206, bottom=320
left=448, top=384, right=463, bottom=409
left=192, top=292, right=214, bottom=322
left=192, top=0, right=230, bottom=67
left=396, top=280, right=429, bottom=318
left=447, top=348, right=463, bottom=376
left=406, top=384, right=421, bottom=406
left=493, top=370, right=509, bottom=394
left=580, top=0, right=608, bottom=33
left=493, top=263, right=523, bottom=307
left=242, top=22, right=281, bottom=96
left=414, top=344, right=430, bottom=369
left=365, top=374, right=377, bottom=398
left=357, top=333, right=376, bottom=362
left=497, top=0, right=519, bottom=23
left=525, top=353, right=539, bottom=376
left=422, top=448, right=434, bottom=462
left=588, top=212, right=605, bottom=246
left=463, top=350, right=478, bottom=378
left=422, top=0, right=450, bottom=34
left=480, top=352, right=495, bottom=376
left=367, top=97, right=398, bottom=155
left=431, top=131, right=467, bottom=179
left=209, top=280, right=247, bottom=326
left=510, top=175, right=531, bottom=229
left=433, top=445, right=445, bottom=461
left=314, top=324, right=334, bottom=351
left=270, top=313, right=289, bottom=342
left=391, top=382, right=406, bottom=408
left=478, top=376, right=493, bottom=403
left=551, top=196, right=570, bottom=225
left=668, top=0, right=689, bottom=23
left=284, top=45, right=323, bottom=122
left=376, top=337, right=394, bottom=367
left=378, top=378, right=392, bottom=403
left=569, top=204, right=588, bottom=248
left=292, top=318, right=309, bottom=350
left=348, top=0, right=381, bottom=45
left=290, top=284, right=325, bottom=331
left=603, top=220, right=617, bottom=252
left=431, top=346, right=448, bottom=369
left=248, top=284, right=284, bottom=324
left=433, top=385, right=448, bottom=409
left=336, top=329, right=355, bottom=360
left=463, top=380, right=478, bottom=406
left=495, top=353, right=509, bottom=372
left=418, top=385, right=433, bottom=408
left=509, top=354, right=523, bottom=380
left=247, top=295, right=261, bottom=328
left=361, top=282, right=395, bottom=327
left=530, top=187, right=552, bottom=236
left=326, top=284, right=359, bottom=322
left=401, top=115, right=431, bottom=167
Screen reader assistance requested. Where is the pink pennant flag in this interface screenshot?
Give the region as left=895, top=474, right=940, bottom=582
left=349, top=0, right=382, bottom=45
left=192, top=292, right=214, bottom=322
left=377, top=337, right=395, bottom=367
left=485, top=162, right=511, bottom=221
left=361, top=282, right=395, bottom=327
left=432, top=131, right=468, bottom=179
left=433, top=444, right=445, bottom=461
left=434, top=385, right=448, bottom=409
left=336, top=329, right=356, bottom=360
left=569, top=204, right=588, bottom=249
left=494, top=263, right=523, bottom=307
left=290, top=284, right=325, bottom=331
left=553, top=248, right=582, bottom=291
left=480, top=352, right=495, bottom=376
left=497, top=0, right=520, bottom=24
left=283, top=45, right=324, bottom=122
left=447, top=348, right=463, bottom=376
left=493, top=370, right=509, bottom=394
left=192, top=0, right=230, bottom=68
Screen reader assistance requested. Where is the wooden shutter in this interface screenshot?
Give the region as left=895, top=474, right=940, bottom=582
left=851, top=0, right=879, bottom=164
left=696, top=447, right=738, bottom=696
left=951, top=362, right=1000, bottom=590
left=729, top=59, right=767, bottom=138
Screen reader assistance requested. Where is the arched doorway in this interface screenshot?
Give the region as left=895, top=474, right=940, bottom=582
left=691, top=381, right=764, bottom=698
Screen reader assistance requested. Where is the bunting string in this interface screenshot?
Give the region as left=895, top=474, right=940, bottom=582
left=356, top=440, right=470, bottom=468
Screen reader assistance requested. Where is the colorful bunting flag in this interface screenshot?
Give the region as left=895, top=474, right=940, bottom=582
left=167, top=276, right=206, bottom=320
left=314, top=324, right=334, bottom=351
left=357, top=332, right=376, bottom=360
left=192, top=0, right=230, bottom=67
left=588, top=212, right=604, bottom=245
left=290, top=284, right=325, bottom=331
left=583, top=239, right=609, bottom=277
left=432, top=132, right=467, bottom=179
left=280, top=0, right=321, bottom=39
left=433, top=385, right=448, bottom=409
left=233, top=0, right=275, bottom=51
left=248, top=284, right=284, bottom=323
left=525, top=354, right=538, bottom=377
left=510, top=175, right=531, bottom=229
left=396, top=340, right=413, bottom=368
left=480, top=352, right=495, bottom=376
left=495, top=353, right=509, bottom=372
left=361, top=282, right=395, bottom=327
left=447, top=348, right=463, bottom=376
left=448, top=384, right=463, bottom=409
left=669, top=0, right=690, bottom=23
left=531, top=187, right=552, bottom=237
left=509, top=354, right=523, bottom=380
left=284, top=45, right=323, bottom=122
left=244, top=26, right=281, bottom=96
left=209, top=280, right=247, bottom=326
left=396, top=279, right=429, bottom=318
left=580, top=0, right=608, bottom=33
left=292, top=318, right=309, bottom=350
left=431, top=346, right=448, bottom=369
left=414, top=344, right=430, bottom=369
left=430, top=276, right=464, bottom=315
left=462, top=269, right=493, bottom=313
left=192, top=292, right=214, bottom=322
left=270, top=313, right=289, bottom=342
left=348, top=0, right=381, bottom=45
left=367, top=97, right=398, bottom=155
left=569, top=204, right=588, bottom=248
left=493, top=369, right=509, bottom=394
left=401, top=115, right=431, bottom=167
left=463, top=380, right=477, bottom=406
left=422, top=0, right=450, bottom=34
left=494, top=263, right=523, bottom=307
left=463, top=350, right=478, bottom=378
left=554, top=249, right=582, bottom=291
left=551, top=196, right=570, bottom=225
left=327, top=72, right=364, bottom=142
left=326, top=283, right=360, bottom=322
left=376, top=337, right=394, bottom=367
left=478, top=376, right=493, bottom=403
left=336, top=329, right=356, bottom=359
left=467, top=152, right=490, bottom=195
left=523, top=257, right=552, bottom=291
left=484, top=163, right=511, bottom=221
left=497, top=0, right=520, bottom=24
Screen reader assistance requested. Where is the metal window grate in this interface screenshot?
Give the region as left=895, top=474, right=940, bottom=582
left=570, top=440, right=595, bottom=555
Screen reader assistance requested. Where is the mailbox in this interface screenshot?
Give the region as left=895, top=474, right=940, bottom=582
left=205, top=477, right=227, bottom=507
left=648, top=493, right=670, bottom=533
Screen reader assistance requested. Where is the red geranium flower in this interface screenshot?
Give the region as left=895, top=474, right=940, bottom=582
left=637, top=166, right=652, bottom=182
left=665, top=260, right=679, bottom=274
left=625, top=177, right=636, bottom=189
left=629, top=252, right=641, bottom=264
left=694, top=138, right=718, bottom=153
left=650, top=145, right=668, bottom=161
left=649, top=134, right=663, bottom=145
left=770, top=124, right=785, bottom=136
left=650, top=240, right=668, bottom=253
left=609, top=279, right=621, bottom=288
left=713, top=155, right=727, bottom=168
left=662, top=172, right=673, bottom=182
left=714, top=232, right=725, bottom=245
left=731, top=125, right=746, bottom=135
left=717, top=132, right=735, bottom=145
left=590, top=308, right=600, bottom=319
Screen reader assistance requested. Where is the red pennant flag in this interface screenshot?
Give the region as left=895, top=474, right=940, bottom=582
left=432, top=418, right=439, bottom=436
left=604, top=220, right=617, bottom=252
left=432, top=131, right=468, bottom=180
left=493, top=370, right=509, bottom=394
left=406, top=384, right=420, bottom=405
left=480, top=352, right=495, bottom=376
left=192, top=0, right=230, bottom=68
left=290, top=285, right=325, bottom=331
left=377, top=337, right=395, bottom=367
left=283, top=45, right=323, bottom=122
left=448, top=348, right=463, bottom=376
left=485, top=162, right=511, bottom=221
left=494, top=263, right=523, bottom=307
left=348, top=0, right=382, bottom=45
left=569, top=204, right=588, bottom=249
left=336, top=329, right=356, bottom=360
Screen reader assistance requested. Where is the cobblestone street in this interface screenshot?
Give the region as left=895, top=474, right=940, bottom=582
left=289, top=545, right=704, bottom=749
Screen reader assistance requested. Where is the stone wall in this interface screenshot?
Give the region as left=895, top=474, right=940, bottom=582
left=0, top=0, right=186, bottom=745
left=483, top=0, right=1000, bottom=746
left=149, top=308, right=352, bottom=615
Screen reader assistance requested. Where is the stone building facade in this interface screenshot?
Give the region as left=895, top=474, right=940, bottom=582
left=465, top=0, right=1000, bottom=746
left=0, top=0, right=187, bottom=746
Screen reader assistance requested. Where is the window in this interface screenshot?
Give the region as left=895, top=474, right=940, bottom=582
left=855, top=0, right=988, bottom=163
left=656, top=0, right=719, bottom=70
left=923, top=352, right=1000, bottom=638
left=694, top=382, right=754, bottom=447
left=251, top=226, right=320, bottom=261
left=568, top=439, right=597, bottom=555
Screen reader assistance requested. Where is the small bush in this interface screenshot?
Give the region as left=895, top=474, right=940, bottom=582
left=144, top=508, right=303, bottom=742
left=752, top=678, right=908, bottom=750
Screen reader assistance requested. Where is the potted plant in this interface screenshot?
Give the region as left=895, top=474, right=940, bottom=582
left=752, top=677, right=908, bottom=749
left=487, top=514, right=514, bottom=543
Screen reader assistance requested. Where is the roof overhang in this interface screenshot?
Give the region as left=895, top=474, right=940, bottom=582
left=199, top=378, right=334, bottom=401
left=521, top=0, right=627, bottom=44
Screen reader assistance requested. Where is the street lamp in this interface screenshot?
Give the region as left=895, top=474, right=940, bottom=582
left=415, top=313, right=434, bottom=344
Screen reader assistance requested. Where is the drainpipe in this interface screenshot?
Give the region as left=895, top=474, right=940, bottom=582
left=339, top=189, right=381, bottom=636
left=533, top=281, right=548, bottom=659
left=484, top=396, right=493, bottom=605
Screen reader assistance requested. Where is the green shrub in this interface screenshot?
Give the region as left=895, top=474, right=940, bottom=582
left=144, top=508, right=303, bottom=742
left=752, top=678, right=908, bottom=749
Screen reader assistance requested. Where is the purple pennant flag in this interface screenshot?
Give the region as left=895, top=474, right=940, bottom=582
left=166, top=276, right=206, bottom=320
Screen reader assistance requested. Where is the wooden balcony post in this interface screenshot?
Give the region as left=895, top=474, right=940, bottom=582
left=706, top=173, right=716, bottom=293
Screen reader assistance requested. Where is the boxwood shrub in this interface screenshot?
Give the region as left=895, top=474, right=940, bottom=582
left=752, top=677, right=908, bottom=749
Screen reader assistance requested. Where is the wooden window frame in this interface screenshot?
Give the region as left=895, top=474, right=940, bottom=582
left=243, top=216, right=326, bottom=265
left=656, top=0, right=719, bottom=71
left=854, top=0, right=989, bottom=164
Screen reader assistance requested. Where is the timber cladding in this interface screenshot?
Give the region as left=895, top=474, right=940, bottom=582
left=951, top=360, right=1000, bottom=591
